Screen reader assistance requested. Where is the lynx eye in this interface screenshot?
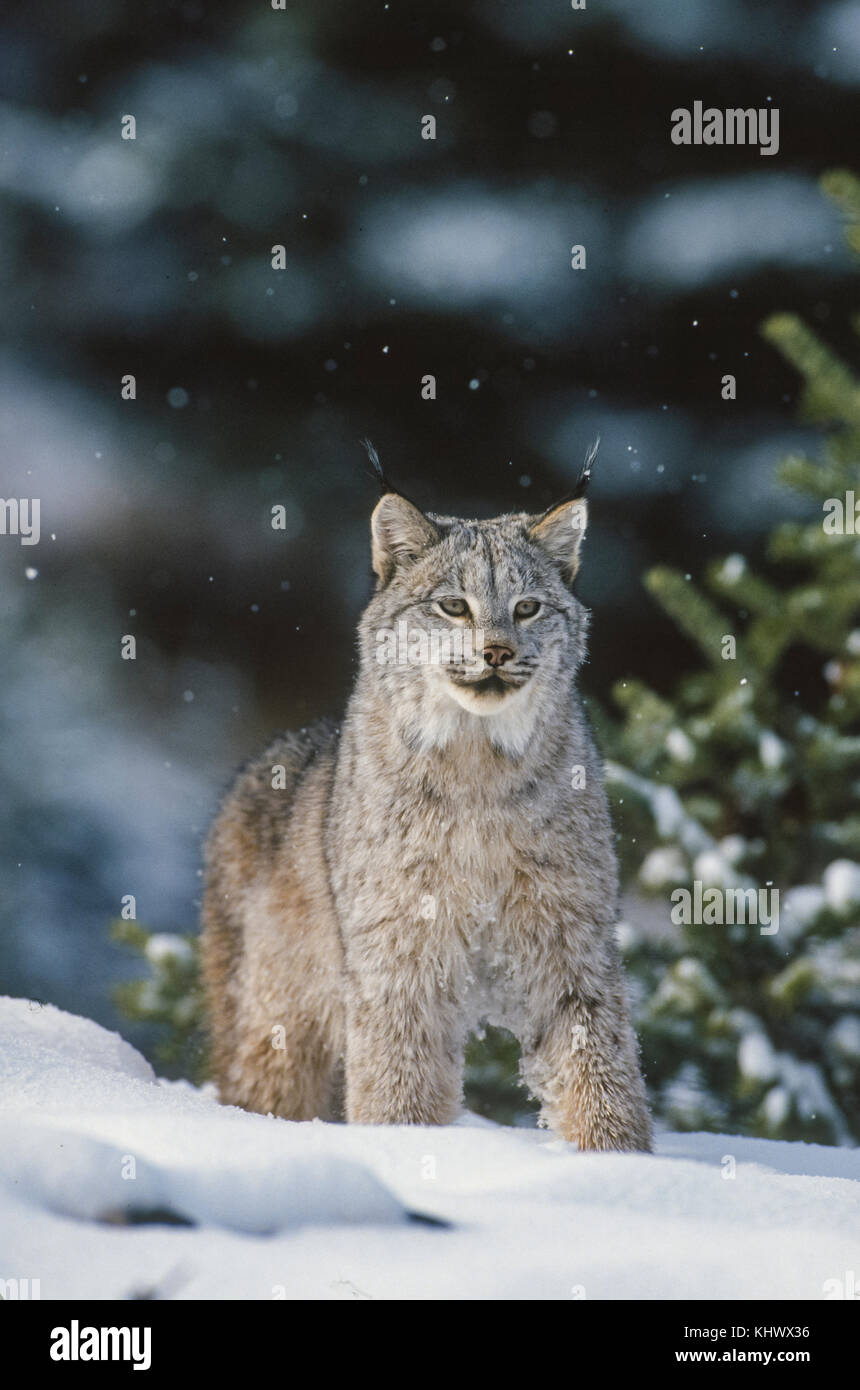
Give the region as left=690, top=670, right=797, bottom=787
left=438, top=597, right=469, bottom=618
left=514, top=599, right=541, bottom=620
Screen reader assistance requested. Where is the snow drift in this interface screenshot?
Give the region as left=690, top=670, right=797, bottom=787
left=0, top=996, right=858, bottom=1300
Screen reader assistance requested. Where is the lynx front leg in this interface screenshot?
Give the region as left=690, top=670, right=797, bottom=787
left=523, top=982, right=652, bottom=1152
left=344, top=973, right=463, bottom=1126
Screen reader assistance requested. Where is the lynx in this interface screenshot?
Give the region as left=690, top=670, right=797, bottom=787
left=201, top=447, right=651, bottom=1151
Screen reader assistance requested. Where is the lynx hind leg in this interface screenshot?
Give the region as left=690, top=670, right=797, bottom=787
left=522, top=981, right=652, bottom=1153
left=199, top=882, right=243, bottom=1103
left=203, top=879, right=342, bottom=1120
left=227, top=998, right=343, bottom=1121
left=201, top=724, right=344, bottom=1119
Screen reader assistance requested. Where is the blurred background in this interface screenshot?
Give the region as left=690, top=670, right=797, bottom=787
left=1, top=0, right=858, bottom=1087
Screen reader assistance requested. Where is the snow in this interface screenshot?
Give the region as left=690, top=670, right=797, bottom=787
left=824, top=859, right=860, bottom=914
left=718, top=553, right=747, bottom=585
left=144, top=934, right=194, bottom=966
left=626, top=175, right=846, bottom=287
left=830, top=1015, right=860, bottom=1062
left=356, top=185, right=603, bottom=337
left=738, top=1032, right=779, bottom=1084
left=779, top=860, right=860, bottom=940
left=719, top=834, right=751, bottom=865
left=759, top=730, right=787, bottom=769
left=782, top=884, right=827, bottom=938
left=2, top=996, right=859, bottom=1301
left=639, top=845, right=687, bottom=889
left=665, top=727, right=695, bottom=763
left=606, top=762, right=715, bottom=857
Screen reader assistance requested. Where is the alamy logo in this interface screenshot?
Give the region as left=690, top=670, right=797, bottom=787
left=671, top=102, right=779, bottom=157
left=0, top=497, right=40, bottom=544
left=0, top=1277, right=40, bottom=1299
left=50, top=1321, right=151, bottom=1371
left=670, top=881, right=779, bottom=935
left=823, top=492, right=860, bottom=533
left=822, top=1270, right=860, bottom=1299
left=376, top=620, right=484, bottom=669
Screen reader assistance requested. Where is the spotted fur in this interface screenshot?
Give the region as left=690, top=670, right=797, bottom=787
left=201, top=482, right=651, bottom=1150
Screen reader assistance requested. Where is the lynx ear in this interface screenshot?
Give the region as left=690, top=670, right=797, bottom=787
left=371, top=493, right=439, bottom=584
left=529, top=496, right=588, bottom=583
left=529, top=440, right=596, bottom=583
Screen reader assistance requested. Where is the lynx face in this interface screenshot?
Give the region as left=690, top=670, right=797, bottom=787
left=361, top=492, right=591, bottom=751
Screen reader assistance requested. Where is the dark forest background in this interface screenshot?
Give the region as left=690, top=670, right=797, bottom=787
left=1, top=0, right=858, bottom=1057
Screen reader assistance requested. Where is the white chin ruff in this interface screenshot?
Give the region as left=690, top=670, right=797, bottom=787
left=443, top=680, right=538, bottom=756
left=446, top=681, right=519, bottom=717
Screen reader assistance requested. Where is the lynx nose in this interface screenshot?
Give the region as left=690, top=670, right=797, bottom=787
left=483, top=643, right=515, bottom=668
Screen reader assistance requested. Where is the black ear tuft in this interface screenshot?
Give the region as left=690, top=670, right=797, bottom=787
left=540, top=437, right=599, bottom=514
left=575, top=436, right=600, bottom=497
left=361, top=438, right=425, bottom=512
left=361, top=438, right=394, bottom=494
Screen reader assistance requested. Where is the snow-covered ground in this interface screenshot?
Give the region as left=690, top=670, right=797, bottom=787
left=1, top=996, right=858, bottom=1301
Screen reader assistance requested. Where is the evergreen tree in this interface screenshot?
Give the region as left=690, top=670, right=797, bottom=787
left=608, top=169, right=860, bottom=1144
left=111, top=919, right=206, bottom=1083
